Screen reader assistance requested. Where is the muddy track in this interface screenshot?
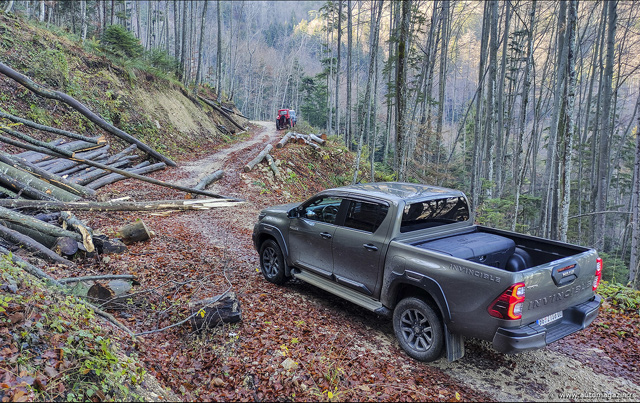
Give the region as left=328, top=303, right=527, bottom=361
left=125, top=123, right=640, bottom=401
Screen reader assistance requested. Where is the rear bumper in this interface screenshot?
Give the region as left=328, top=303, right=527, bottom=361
left=492, top=295, right=601, bottom=354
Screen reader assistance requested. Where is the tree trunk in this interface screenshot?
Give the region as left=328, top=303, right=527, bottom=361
left=558, top=0, right=578, bottom=242
left=395, top=0, right=411, bottom=181
left=595, top=1, right=617, bottom=251
left=194, top=170, right=224, bottom=191
left=0, top=224, right=73, bottom=265
left=0, top=61, right=176, bottom=167
left=0, top=152, right=96, bottom=197
left=189, top=291, right=242, bottom=331
left=195, top=0, right=208, bottom=88
left=0, top=206, right=82, bottom=242
left=0, top=198, right=243, bottom=212
left=118, top=220, right=154, bottom=244
left=244, top=144, right=273, bottom=172
left=629, top=84, right=640, bottom=287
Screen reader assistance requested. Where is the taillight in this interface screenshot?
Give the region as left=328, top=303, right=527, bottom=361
left=593, top=257, right=603, bottom=291
left=488, top=283, right=526, bottom=320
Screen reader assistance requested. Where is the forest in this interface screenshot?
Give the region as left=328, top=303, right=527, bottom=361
left=2, top=0, right=640, bottom=288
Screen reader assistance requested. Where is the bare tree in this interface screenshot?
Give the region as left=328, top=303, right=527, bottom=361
left=595, top=0, right=617, bottom=251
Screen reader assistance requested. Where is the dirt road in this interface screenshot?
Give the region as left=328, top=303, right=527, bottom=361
left=95, top=122, right=639, bottom=401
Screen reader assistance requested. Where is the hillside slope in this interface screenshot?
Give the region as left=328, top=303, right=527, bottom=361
left=0, top=12, right=246, bottom=162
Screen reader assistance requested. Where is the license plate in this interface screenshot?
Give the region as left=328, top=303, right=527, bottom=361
left=537, top=311, right=563, bottom=326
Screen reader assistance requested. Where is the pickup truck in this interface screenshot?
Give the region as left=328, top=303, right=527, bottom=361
left=252, top=182, right=602, bottom=362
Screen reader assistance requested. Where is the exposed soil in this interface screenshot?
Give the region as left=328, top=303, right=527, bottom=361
left=53, top=122, right=640, bottom=402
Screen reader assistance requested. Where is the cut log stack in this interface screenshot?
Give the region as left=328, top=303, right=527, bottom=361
left=247, top=131, right=328, bottom=177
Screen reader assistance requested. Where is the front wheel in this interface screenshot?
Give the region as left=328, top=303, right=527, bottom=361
left=393, top=297, right=444, bottom=362
left=259, top=239, right=288, bottom=285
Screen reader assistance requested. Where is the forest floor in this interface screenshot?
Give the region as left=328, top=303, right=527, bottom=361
left=25, top=122, right=640, bottom=401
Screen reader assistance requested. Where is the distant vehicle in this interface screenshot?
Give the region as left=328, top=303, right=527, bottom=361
left=276, top=109, right=295, bottom=130
left=253, top=182, right=602, bottom=362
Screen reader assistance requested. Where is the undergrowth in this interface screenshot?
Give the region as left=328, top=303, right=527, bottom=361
left=0, top=255, right=146, bottom=402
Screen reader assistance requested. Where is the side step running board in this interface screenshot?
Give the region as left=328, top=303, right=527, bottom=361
left=293, top=269, right=388, bottom=314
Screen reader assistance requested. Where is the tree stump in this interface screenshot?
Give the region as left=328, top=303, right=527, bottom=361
left=189, top=292, right=242, bottom=331
left=118, top=220, right=154, bottom=244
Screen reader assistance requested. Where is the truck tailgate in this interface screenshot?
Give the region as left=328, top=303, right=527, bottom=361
left=519, top=249, right=599, bottom=329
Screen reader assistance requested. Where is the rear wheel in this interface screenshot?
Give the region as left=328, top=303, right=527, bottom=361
left=259, top=239, right=288, bottom=285
left=393, top=297, right=444, bottom=362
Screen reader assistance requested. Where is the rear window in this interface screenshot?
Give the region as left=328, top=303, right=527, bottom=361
left=400, top=196, right=469, bottom=233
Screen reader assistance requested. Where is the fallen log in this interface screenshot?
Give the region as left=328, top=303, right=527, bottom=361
left=0, top=206, right=82, bottom=242
left=194, top=170, right=224, bottom=191
left=265, top=153, right=279, bottom=176
left=221, top=105, right=250, bottom=120
left=93, top=235, right=128, bottom=254
left=276, top=132, right=292, bottom=149
left=0, top=161, right=80, bottom=201
left=0, top=138, right=240, bottom=200
left=71, top=158, right=135, bottom=186
left=59, top=274, right=136, bottom=284
left=0, top=245, right=63, bottom=287
left=87, top=280, right=132, bottom=308
left=294, top=134, right=320, bottom=150
left=52, top=236, right=79, bottom=256
left=86, top=162, right=165, bottom=190
left=0, top=170, right=57, bottom=200
left=0, top=224, right=73, bottom=265
left=309, top=134, right=326, bottom=145
left=0, top=198, right=245, bottom=211
left=46, top=148, right=110, bottom=174
left=198, top=95, right=246, bottom=132
left=118, top=220, right=154, bottom=244
left=16, top=139, right=65, bottom=161
left=189, top=291, right=242, bottom=331
left=61, top=211, right=94, bottom=253
left=244, top=144, right=273, bottom=172
left=0, top=245, right=134, bottom=336
left=0, top=60, right=176, bottom=167
left=0, top=152, right=95, bottom=197
left=0, top=110, right=100, bottom=144
left=0, top=186, right=18, bottom=198
left=3, top=221, right=59, bottom=248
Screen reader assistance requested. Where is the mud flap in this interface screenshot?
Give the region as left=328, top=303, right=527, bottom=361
left=445, top=324, right=465, bottom=362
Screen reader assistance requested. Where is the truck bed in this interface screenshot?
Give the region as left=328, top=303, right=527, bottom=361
left=406, top=226, right=590, bottom=272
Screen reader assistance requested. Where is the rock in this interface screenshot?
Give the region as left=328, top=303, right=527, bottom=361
left=281, top=357, right=298, bottom=371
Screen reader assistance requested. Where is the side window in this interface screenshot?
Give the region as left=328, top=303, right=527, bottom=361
left=302, top=197, right=342, bottom=224
left=344, top=201, right=389, bottom=233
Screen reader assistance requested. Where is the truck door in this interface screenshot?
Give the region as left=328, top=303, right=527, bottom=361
left=332, top=200, right=390, bottom=296
left=288, top=196, right=345, bottom=278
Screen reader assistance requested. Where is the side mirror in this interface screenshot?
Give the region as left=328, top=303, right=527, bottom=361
left=289, top=206, right=302, bottom=218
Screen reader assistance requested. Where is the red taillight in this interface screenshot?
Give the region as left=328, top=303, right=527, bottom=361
left=488, top=283, right=526, bottom=320
left=593, top=257, right=603, bottom=291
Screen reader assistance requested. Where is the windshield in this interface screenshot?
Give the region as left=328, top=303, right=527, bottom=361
left=400, top=196, right=469, bottom=233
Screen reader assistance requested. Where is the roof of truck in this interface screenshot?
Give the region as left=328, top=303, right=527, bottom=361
left=324, top=182, right=466, bottom=203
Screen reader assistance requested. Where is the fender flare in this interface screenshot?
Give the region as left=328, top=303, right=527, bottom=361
left=384, top=272, right=452, bottom=323
left=256, top=224, right=292, bottom=275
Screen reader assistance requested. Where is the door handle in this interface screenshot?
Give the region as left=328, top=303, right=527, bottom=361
left=363, top=243, right=378, bottom=251
left=320, top=232, right=333, bottom=239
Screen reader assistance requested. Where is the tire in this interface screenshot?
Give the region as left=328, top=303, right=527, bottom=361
left=259, top=239, right=288, bottom=285
left=393, top=297, right=444, bottom=362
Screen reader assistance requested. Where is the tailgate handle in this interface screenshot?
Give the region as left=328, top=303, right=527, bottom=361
left=320, top=232, right=332, bottom=239
left=552, top=261, right=580, bottom=286
left=364, top=243, right=378, bottom=251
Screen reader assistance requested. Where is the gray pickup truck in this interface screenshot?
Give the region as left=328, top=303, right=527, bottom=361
left=252, top=182, right=602, bottom=362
